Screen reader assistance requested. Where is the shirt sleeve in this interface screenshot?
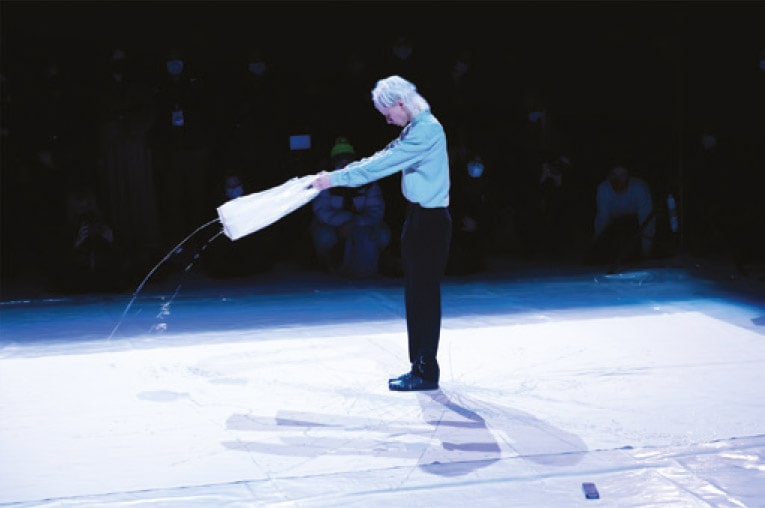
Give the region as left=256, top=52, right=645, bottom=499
left=329, top=119, right=441, bottom=188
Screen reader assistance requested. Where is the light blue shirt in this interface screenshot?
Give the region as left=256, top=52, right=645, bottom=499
left=329, top=110, right=450, bottom=208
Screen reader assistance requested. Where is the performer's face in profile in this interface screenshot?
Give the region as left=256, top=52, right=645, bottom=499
left=377, top=100, right=410, bottom=127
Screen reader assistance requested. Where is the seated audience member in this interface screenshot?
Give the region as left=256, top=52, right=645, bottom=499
left=585, top=165, right=655, bottom=265
left=310, top=137, right=391, bottom=278
left=47, top=185, right=130, bottom=293
left=532, top=154, right=584, bottom=259
left=515, top=93, right=577, bottom=258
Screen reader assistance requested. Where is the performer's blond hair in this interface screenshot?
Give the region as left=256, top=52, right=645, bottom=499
left=371, top=75, right=430, bottom=116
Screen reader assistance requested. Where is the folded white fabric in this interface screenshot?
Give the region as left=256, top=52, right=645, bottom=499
left=217, top=175, right=320, bottom=241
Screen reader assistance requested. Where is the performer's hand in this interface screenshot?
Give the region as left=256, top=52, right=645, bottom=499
left=312, top=172, right=332, bottom=191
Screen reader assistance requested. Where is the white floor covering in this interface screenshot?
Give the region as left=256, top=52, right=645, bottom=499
left=1, top=261, right=764, bottom=507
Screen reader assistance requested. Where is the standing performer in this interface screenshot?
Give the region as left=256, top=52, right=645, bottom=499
left=312, top=75, right=451, bottom=392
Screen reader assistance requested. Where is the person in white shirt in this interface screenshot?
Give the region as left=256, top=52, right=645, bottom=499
left=588, top=165, right=655, bottom=265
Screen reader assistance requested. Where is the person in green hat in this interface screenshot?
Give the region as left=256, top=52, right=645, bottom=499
left=310, top=136, right=391, bottom=278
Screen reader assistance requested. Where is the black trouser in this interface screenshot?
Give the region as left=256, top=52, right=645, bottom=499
left=401, top=202, right=452, bottom=382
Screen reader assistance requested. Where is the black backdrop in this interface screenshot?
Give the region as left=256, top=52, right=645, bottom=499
left=2, top=1, right=764, bottom=284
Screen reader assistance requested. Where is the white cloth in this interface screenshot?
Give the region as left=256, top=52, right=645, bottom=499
left=217, top=175, right=319, bottom=241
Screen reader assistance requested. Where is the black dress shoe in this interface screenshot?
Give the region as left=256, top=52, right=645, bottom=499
left=388, top=372, right=439, bottom=391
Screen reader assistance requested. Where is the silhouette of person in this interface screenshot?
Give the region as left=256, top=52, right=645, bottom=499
left=150, top=47, right=216, bottom=249
left=94, top=47, right=161, bottom=269
left=47, top=185, right=130, bottom=293
left=585, top=165, right=656, bottom=266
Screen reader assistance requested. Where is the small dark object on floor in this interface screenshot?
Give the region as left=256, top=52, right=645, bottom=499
left=582, top=482, right=600, bottom=499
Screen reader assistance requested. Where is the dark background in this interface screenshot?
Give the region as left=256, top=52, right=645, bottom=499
left=1, top=1, right=764, bottom=295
